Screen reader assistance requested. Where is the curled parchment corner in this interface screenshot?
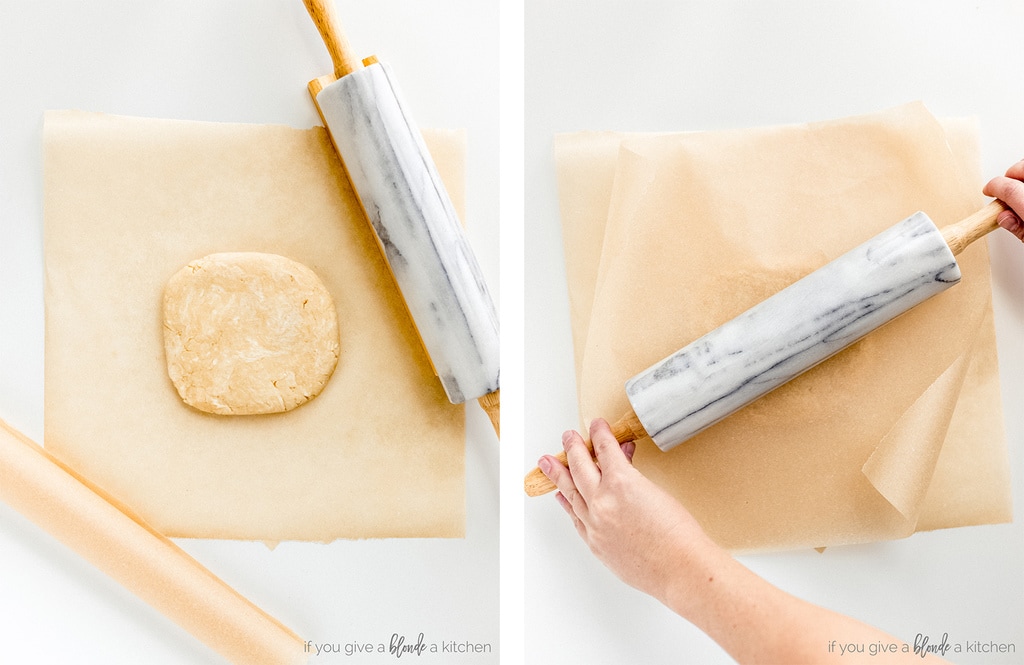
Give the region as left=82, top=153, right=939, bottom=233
left=861, top=344, right=975, bottom=524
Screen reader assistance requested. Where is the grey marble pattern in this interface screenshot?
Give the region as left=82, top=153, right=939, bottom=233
left=625, top=211, right=960, bottom=452
left=317, top=62, right=499, bottom=404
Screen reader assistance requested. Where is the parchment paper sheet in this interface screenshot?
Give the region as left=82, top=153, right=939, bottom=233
left=43, top=111, right=466, bottom=541
left=555, top=103, right=1011, bottom=552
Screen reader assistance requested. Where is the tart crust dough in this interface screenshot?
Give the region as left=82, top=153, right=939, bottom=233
left=162, top=252, right=340, bottom=415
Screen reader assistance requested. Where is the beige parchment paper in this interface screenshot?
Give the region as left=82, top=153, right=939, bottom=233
left=555, top=103, right=1011, bottom=552
left=0, top=418, right=306, bottom=665
left=43, top=111, right=466, bottom=541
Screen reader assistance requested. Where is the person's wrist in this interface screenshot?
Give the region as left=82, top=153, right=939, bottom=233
left=653, top=527, right=725, bottom=618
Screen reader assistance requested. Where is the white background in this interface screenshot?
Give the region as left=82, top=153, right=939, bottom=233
left=0, top=1, right=498, bottom=663
left=525, top=1, right=1024, bottom=664
left=3, top=1, right=1024, bottom=664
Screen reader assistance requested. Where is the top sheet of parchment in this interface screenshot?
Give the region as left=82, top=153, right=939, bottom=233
left=43, top=111, right=466, bottom=541
left=555, top=103, right=1011, bottom=552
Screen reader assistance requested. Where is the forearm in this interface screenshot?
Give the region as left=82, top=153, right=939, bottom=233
left=659, top=540, right=947, bottom=664
left=542, top=420, right=953, bottom=663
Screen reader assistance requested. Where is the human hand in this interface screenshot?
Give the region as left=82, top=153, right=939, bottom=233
left=983, top=160, right=1024, bottom=242
left=539, top=421, right=953, bottom=664
left=537, top=419, right=716, bottom=604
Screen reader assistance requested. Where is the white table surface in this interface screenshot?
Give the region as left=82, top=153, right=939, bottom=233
left=524, top=1, right=1024, bottom=663
left=0, top=2, right=498, bottom=663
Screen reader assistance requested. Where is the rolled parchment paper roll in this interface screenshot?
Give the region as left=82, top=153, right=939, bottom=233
left=0, top=418, right=306, bottom=665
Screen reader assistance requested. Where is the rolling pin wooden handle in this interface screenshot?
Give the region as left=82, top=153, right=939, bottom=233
left=523, top=410, right=647, bottom=497
left=942, top=199, right=1009, bottom=256
left=302, top=0, right=362, bottom=79
left=478, top=389, right=500, bottom=438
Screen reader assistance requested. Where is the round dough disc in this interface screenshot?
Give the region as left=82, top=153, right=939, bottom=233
left=162, top=252, right=340, bottom=415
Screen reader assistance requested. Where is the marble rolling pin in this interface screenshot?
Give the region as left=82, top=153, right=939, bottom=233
left=525, top=200, right=1008, bottom=496
left=0, top=418, right=306, bottom=664
left=301, top=0, right=500, bottom=435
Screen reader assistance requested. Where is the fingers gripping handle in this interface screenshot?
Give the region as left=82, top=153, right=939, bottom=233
left=524, top=411, right=646, bottom=496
